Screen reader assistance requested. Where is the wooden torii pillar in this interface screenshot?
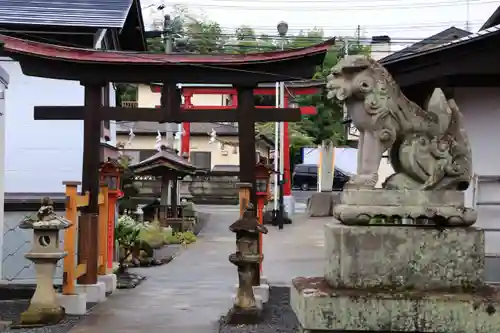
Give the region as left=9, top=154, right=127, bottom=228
left=34, top=84, right=301, bottom=283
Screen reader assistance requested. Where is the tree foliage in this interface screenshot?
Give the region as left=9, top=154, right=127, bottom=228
left=125, top=9, right=373, bottom=148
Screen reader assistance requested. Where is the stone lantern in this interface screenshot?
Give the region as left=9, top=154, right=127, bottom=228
left=226, top=205, right=268, bottom=324
left=18, top=197, right=72, bottom=326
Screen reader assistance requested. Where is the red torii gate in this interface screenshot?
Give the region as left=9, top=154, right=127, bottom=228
left=150, top=81, right=323, bottom=196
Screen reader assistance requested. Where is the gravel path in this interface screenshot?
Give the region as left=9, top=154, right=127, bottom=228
left=218, top=287, right=299, bottom=333
left=0, top=300, right=96, bottom=333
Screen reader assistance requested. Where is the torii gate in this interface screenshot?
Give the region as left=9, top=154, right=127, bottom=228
left=0, top=34, right=334, bottom=286
left=150, top=81, right=323, bottom=199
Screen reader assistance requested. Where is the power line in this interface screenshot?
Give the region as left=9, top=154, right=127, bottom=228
left=207, top=20, right=483, bottom=30
left=161, top=0, right=496, bottom=11
left=1, top=26, right=489, bottom=83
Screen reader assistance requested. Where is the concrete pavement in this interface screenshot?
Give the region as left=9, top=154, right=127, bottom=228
left=68, top=208, right=327, bottom=333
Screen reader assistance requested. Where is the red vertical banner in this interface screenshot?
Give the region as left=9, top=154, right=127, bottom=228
left=181, top=93, right=192, bottom=158
left=257, top=198, right=264, bottom=273
left=107, top=194, right=117, bottom=270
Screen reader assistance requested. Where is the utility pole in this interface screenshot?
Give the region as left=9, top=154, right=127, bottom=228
left=163, top=12, right=175, bottom=205
left=273, top=21, right=289, bottom=230
left=163, top=13, right=175, bottom=148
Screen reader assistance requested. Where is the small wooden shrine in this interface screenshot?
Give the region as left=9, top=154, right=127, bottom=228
left=128, top=145, right=197, bottom=230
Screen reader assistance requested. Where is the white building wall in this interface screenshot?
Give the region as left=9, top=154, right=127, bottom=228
left=0, top=65, right=8, bottom=280
left=1, top=58, right=116, bottom=193
left=137, top=84, right=228, bottom=108
left=454, top=87, right=500, bottom=255
left=116, top=135, right=270, bottom=169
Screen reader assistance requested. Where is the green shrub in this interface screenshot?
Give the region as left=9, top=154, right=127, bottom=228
left=137, top=220, right=170, bottom=248
left=164, top=231, right=197, bottom=245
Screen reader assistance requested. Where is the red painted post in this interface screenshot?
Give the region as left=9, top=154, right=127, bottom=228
left=181, top=93, right=192, bottom=158
left=107, top=192, right=117, bottom=270
left=257, top=197, right=265, bottom=272
left=283, top=95, right=292, bottom=196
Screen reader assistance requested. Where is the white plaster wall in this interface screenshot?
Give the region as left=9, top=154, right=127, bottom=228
left=0, top=65, right=8, bottom=280
left=1, top=58, right=116, bottom=193
left=370, top=42, right=392, bottom=61
left=455, top=87, right=500, bottom=254
left=137, top=84, right=229, bottom=108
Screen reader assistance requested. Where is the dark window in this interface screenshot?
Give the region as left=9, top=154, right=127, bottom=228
left=308, top=166, right=318, bottom=174
left=101, top=85, right=111, bottom=140
left=139, top=150, right=157, bottom=161
left=121, top=149, right=157, bottom=164
left=190, top=151, right=211, bottom=169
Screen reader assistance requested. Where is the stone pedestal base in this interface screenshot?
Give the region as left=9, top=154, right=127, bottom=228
left=75, top=282, right=106, bottom=303
left=324, top=221, right=485, bottom=290
left=56, top=293, right=87, bottom=315
left=334, top=189, right=477, bottom=226
left=291, top=277, right=500, bottom=332
left=226, top=306, right=262, bottom=325
left=234, top=283, right=269, bottom=303
left=283, top=195, right=295, bottom=216
left=98, top=274, right=117, bottom=294
left=306, top=192, right=340, bottom=217
left=231, top=294, right=263, bottom=310
left=19, top=304, right=65, bottom=326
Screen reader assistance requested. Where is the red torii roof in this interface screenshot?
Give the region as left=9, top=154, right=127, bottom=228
left=0, top=34, right=336, bottom=83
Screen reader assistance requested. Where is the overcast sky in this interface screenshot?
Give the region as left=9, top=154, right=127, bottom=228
left=141, top=0, right=499, bottom=44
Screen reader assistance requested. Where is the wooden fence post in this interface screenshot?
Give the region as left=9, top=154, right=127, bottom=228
left=62, top=181, right=91, bottom=295
left=98, top=184, right=109, bottom=275
left=237, top=182, right=252, bottom=218
left=62, top=181, right=79, bottom=295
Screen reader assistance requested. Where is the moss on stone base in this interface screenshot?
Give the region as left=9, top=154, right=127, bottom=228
left=19, top=304, right=65, bottom=327
left=291, top=277, right=500, bottom=332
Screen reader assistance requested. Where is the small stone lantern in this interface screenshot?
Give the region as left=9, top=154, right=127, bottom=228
left=226, top=205, right=268, bottom=325
left=18, top=197, right=72, bottom=326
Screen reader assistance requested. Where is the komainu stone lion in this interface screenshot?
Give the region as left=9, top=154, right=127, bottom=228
left=326, top=55, right=472, bottom=191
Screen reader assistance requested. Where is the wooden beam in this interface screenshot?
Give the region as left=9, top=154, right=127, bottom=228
left=34, top=106, right=302, bottom=122
left=78, top=83, right=102, bottom=285
left=236, top=86, right=259, bottom=286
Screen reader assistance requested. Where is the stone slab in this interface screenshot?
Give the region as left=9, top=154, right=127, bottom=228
left=75, top=282, right=106, bottom=303
left=283, top=195, right=295, bottom=216
left=56, top=293, right=87, bottom=315
left=98, top=274, right=117, bottom=294
left=341, top=189, right=464, bottom=206
left=334, top=189, right=477, bottom=226
left=306, top=192, right=341, bottom=217
left=324, top=220, right=485, bottom=290
left=291, top=277, right=500, bottom=333
left=0, top=321, right=12, bottom=330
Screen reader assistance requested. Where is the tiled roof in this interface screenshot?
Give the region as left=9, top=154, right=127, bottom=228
left=381, top=24, right=500, bottom=65
left=116, top=121, right=238, bottom=135
left=128, top=147, right=197, bottom=174
left=380, top=27, right=471, bottom=63
left=0, top=0, right=136, bottom=28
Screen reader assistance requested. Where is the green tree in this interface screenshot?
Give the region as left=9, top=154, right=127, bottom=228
left=184, top=20, right=225, bottom=53
left=294, top=31, right=371, bottom=146
left=255, top=122, right=314, bottom=148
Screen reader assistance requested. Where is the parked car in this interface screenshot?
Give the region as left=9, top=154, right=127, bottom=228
left=292, top=164, right=351, bottom=191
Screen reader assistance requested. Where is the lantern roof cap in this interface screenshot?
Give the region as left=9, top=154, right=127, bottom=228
left=229, top=205, right=269, bottom=234
left=19, top=197, right=72, bottom=230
